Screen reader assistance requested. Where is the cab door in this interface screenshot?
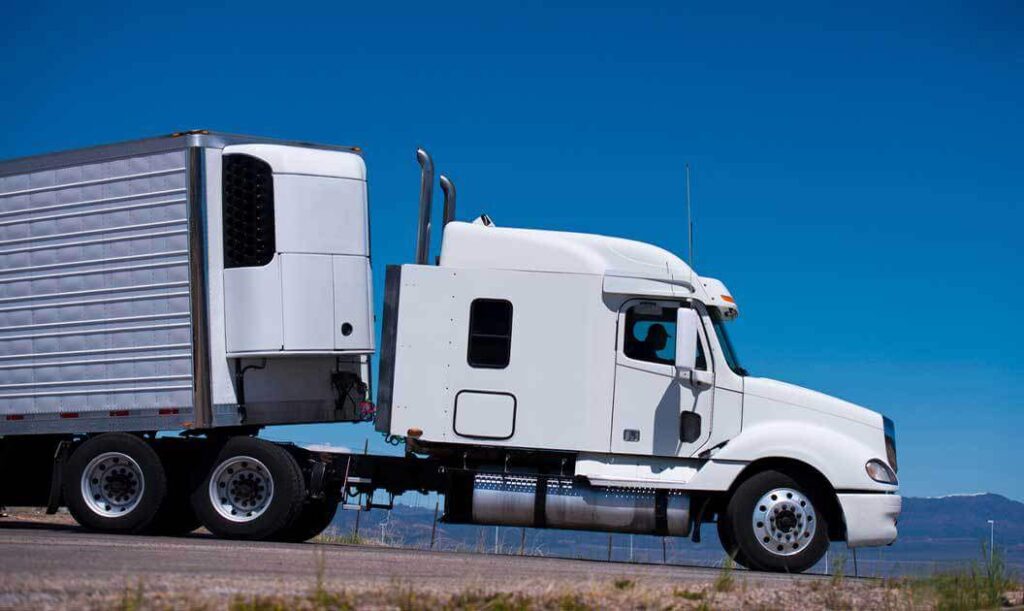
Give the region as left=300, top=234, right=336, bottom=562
left=610, top=300, right=714, bottom=457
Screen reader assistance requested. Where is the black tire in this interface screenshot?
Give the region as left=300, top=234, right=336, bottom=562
left=273, top=495, right=340, bottom=543
left=716, top=511, right=749, bottom=567
left=721, top=470, right=829, bottom=573
left=192, top=437, right=305, bottom=540
left=63, top=433, right=167, bottom=534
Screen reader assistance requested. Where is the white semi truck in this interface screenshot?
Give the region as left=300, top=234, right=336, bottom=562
left=0, top=132, right=900, bottom=572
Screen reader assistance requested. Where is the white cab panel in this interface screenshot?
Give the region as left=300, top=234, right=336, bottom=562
left=281, top=254, right=334, bottom=351
left=333, top=256, right=374, bottom=351
left=274, top=174, right=368, bottom=256
left=388, top=265, right=615, bottom=452
left=224, top=260, right=283, bottom=353
left=454, top=391, right=516, bottom=439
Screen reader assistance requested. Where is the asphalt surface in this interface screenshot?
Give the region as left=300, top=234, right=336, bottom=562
left=0, top=522, right=829, bottom=608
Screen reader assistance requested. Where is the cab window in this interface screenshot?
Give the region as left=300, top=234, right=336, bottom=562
left=623, top=303, right=706, bottom=368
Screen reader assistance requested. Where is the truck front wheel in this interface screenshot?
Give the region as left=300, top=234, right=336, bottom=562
left=719, top=470, right=829, bottom=573
left=64, top=433, right=167, bottom=534
left=192, top=437, right=305, bottom=540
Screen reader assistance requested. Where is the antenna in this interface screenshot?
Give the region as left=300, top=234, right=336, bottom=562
left=685, top=163, right=694, bottom=265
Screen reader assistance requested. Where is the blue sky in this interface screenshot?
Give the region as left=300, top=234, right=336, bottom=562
left=2, top=1, right=1021, bottom=500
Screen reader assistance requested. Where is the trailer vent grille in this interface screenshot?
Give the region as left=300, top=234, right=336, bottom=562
left=223, top=154, right=275, bottom=268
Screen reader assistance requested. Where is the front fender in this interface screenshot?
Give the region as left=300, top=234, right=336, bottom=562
left=710, top=420, right=895, bottom=492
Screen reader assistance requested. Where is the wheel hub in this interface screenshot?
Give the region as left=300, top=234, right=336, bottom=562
left=751, top=487, right=817, bottom=557
left=209, top=456, right=275, bottom=523
left=81, top=452, right=145, bottom=518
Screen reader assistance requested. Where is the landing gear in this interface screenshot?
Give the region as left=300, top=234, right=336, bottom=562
left=719, top=470, right=829, bottom=573
left=63, top=433, right=167, bottom=533
left=192, top=437, right=306, bottom=540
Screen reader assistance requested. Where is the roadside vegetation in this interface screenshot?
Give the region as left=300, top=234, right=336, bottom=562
left=906, top=545, right=1017, bottom=611
left=100, top=546, right=1021, bottom=611
left=95, top=545, right=1024, bottom=611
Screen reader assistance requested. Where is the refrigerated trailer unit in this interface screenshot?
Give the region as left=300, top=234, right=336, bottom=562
left=0, top=133, right=901, bottom=573
left=0, top=132, right=374, bottom=436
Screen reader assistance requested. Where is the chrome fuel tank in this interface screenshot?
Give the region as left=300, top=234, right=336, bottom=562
left=470, top=474, right=691, bottom=536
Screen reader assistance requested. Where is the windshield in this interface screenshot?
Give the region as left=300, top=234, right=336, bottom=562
left=711, top=311, right=747, bottom=376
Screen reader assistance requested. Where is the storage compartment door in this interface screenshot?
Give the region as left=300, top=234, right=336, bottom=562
left=281, top=254, right=334, bottom=350
left=454, top=391, right=516, bottom=439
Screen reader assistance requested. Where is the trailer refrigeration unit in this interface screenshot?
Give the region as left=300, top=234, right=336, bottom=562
left=0, top=133, right=901, bottom=572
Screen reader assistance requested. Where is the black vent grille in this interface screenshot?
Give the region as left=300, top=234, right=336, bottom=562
left=223, top=154, right=275, bottom=268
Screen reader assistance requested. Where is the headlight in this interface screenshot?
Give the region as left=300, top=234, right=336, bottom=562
left=866, top=459, right=898, bottom=484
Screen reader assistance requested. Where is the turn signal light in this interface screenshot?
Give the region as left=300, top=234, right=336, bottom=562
left=866, top=459, right=898, bottom=484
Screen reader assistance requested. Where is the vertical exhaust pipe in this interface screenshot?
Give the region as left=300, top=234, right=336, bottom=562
left=440, top=174, right=456, bottom=226
left=415, top=148, right=434, bottom=265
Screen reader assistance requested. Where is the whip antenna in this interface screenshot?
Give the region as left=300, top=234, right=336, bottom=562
left=685, top=163, right=694, bottom=266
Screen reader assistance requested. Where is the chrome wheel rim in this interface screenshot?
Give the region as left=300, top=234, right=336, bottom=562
left=81, top=452, right=145, bottom=517
left=752, top=487, right=817, bottom=556
left=208, top=455, right=274, bottom=523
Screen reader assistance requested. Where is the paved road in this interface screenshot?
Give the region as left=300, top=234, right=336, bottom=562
left=0, top=522, right=830, bottom=608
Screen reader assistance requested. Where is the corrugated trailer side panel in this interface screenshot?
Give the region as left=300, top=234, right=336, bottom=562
left=0, top=148, right=195, bottom=431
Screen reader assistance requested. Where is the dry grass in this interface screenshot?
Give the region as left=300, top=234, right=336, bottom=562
left=41, top=544, right=1024, bottom=611
left=92, top=564, right=1018, bottom=611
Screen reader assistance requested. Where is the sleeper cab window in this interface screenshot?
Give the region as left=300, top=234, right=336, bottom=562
left=467, top=299, right=513, bottom=369
left=623, top=303, right=707, bottom=369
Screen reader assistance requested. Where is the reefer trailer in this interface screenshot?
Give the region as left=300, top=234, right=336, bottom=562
left=0, top=132, right=901, bottom=572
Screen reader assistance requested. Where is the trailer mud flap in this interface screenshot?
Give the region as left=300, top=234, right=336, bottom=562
left=46, top=441, right=71, bottom=514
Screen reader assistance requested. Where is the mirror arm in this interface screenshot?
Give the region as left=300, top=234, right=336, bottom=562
left=678, top=368, right=714, bottom=388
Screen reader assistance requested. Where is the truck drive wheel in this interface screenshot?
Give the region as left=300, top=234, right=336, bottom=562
left=192, top=437, right=306, bottom=540
left=720, top=470, right=829, bottom=573
left=64, top=433, right=167, bottom=534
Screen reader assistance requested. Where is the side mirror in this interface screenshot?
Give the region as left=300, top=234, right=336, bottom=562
left=675, top=308, right=699, bottom=373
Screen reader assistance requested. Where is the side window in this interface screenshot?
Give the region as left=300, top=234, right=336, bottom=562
left=623, top=303, right=707, bottom=368
left=467, top=299, right=513, bottom=369
left=623, top=303, right=677, bottom=365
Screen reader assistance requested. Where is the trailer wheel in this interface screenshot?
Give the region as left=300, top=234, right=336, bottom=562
left=192, top=437, right=305, bottom=540
left=720, top=470, right=829, bottom=573
left=64, top=433, right=167, bottom=533
left=273, top=495, right=340, bottom=542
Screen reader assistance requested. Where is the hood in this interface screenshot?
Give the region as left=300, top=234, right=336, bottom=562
left=744, top=377, right=883, bottom=429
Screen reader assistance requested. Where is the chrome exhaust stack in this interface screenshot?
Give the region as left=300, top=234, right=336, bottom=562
left=440, top=174, right=456, bottom=226
left=414, top=148, right=434, bottom=265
